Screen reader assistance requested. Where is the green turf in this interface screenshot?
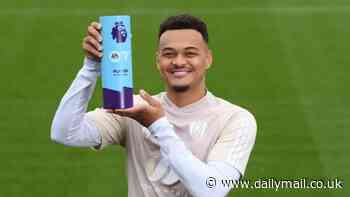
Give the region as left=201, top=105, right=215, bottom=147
left=0, top=1, right=349, bottom=196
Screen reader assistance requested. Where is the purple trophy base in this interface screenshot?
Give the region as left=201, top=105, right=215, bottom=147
left=103, top=87, right=133, bottom=109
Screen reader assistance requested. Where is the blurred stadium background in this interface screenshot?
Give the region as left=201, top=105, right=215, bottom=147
left=0, top=0, right=349, bottom=196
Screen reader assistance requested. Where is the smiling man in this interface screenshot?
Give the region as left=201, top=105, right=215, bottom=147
left=51, top=14, right=257, bottom=197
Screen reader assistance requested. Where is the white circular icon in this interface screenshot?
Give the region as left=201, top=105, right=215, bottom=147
left=109, top=51, right=121, bottom=63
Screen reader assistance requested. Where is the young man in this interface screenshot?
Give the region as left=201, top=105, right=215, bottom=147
left=51, top=14, right=257, bottom=197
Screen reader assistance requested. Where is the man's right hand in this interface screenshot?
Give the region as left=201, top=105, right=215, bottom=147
left=82, top=22, right=103, bottom=62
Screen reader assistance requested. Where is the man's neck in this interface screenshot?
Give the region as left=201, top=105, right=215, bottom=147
left=166, top=84, right=207, bottom=108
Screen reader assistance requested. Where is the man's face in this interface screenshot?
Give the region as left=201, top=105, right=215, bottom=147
left=157, top=29, right=212, bottom=92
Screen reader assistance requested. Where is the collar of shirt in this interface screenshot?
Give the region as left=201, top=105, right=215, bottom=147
left=159, top=90, right=216, bottom=114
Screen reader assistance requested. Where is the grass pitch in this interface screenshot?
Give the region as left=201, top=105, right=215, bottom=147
left=0, top=1, right=349, bottom=196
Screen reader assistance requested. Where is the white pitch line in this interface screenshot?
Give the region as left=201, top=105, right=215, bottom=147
left=0, top=7, right=350, bottom=15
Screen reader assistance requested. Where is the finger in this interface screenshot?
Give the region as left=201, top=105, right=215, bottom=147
left=88, top=25, right=102, bottom=42
left=85, top=36, right=102, bottom=51
left=114, top=104, right=147, bottom=115
left=104, top=109, right=114, bottom=113
left=83, top=36, right=101, bottom=53
left=112, top=110, right=130, bottom=117
left=139, top=89, right=160, bottom=107
left=83, top=41, right=102, bottom=58
left=91, top=22, right=102, bottom=30
left=113, top=109, right=139, bottom=119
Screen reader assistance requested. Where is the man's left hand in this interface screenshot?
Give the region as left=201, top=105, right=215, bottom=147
left=110, top=89, right=165, bottom=127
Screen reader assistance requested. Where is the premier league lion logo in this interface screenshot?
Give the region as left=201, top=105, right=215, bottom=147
left=111, top=21, right=127, bottom=43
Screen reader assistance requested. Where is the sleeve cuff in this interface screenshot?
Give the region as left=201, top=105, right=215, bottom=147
left=148, top=117, right=178, bottom=140
left=83, top=57, right=101, bottom=73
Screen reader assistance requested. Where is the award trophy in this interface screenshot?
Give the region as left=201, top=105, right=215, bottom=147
left=100, top=15, right=133, bottom=109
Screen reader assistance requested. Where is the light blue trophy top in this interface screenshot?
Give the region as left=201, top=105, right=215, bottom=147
left=100, top=15, right=133, bottom=92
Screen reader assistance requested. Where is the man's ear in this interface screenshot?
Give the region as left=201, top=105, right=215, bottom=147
left=206, top=49, right=213, bottom=69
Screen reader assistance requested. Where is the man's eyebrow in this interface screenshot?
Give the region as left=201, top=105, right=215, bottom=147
left=160, top=47, right=176, bottom=52
left=160, top=46, right=200, bottom=52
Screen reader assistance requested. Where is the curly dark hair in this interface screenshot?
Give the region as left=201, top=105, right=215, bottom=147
left=158, top=14, right=209, bottom=43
